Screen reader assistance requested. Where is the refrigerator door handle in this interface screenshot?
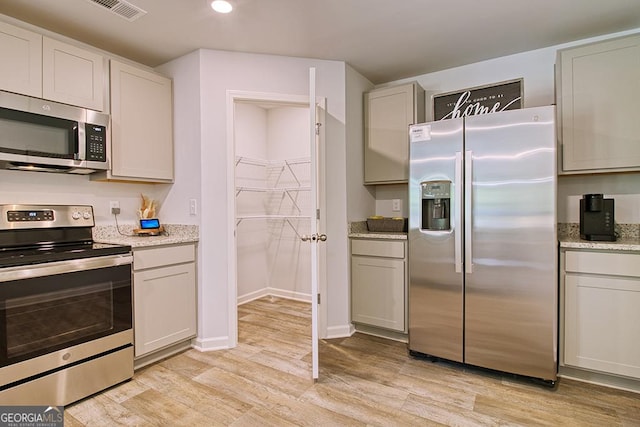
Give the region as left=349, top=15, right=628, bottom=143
left=454, top=151, right=463, bottom=273
left=465, top=150, right=473, bottom=274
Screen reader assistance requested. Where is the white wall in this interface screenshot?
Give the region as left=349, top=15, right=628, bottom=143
left=153, top=51, right=202, bottom=225
left=266, top=107, right=311, bottom=299
left=0, top=170, right=165, bottom=225
left=159, top=49, right=353, bottom=349
left=558, top=174, right=640, bottom=224
left=235, top=103, right=269, bottom=300
left=380, top=28, right=640, bottom=224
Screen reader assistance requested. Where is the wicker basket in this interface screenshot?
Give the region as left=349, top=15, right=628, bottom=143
left=366, top=217, right=407, bottom=232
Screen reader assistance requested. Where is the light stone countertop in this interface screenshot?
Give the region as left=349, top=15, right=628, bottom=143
left=558, top=236, right=640, bottom=252
left=558, top=223, right=640, bottom=252
left=348, top=220, right=407, bottom=240
left=348, top=231, right=408, bottom=240
left=93, top=224, right=199, bottom=248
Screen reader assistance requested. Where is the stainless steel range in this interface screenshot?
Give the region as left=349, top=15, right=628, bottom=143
left=0, top=204, right=133, bottom=405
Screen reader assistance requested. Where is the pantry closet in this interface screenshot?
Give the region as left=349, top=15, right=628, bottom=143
left=234, top=101, right=312, bottom=307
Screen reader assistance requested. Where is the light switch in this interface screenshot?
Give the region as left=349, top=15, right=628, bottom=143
left=189, top=199, right=197, bottom=215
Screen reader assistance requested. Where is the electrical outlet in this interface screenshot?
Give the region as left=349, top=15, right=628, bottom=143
left=392, top=199, right=401, bottom=212
left=110, top=201, right=120, bottom=215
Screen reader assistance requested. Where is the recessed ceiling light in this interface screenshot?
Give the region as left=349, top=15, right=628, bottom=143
left=211, top=0, right=232, bottom=13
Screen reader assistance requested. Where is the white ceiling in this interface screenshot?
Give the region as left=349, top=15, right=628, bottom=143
left=2, top=0, right=640, bottom=84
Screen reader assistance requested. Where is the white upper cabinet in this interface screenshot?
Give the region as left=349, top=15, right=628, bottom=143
left=0, top=21, right=42, bottom=97
left=557, top=34, right=640, bottom=173
left=42, top=37, right=105, bottom=111
left=101, top=60, right=174, bottom=183
left=0, top=21, right=106, bottom=111
left=364, top=82, right=424, bottom=184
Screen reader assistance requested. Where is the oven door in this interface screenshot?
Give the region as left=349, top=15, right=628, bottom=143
left=0, top=254, right=132, bottom=381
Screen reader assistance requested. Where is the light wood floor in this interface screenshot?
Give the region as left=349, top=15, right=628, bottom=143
left=66, top=296, right=640, bottom=426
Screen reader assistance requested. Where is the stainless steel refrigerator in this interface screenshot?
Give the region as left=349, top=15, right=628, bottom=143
left=408, top=106, right=557, bottom=383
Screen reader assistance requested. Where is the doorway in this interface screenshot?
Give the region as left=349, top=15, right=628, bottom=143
left=227, top=90, right=326, bottom=379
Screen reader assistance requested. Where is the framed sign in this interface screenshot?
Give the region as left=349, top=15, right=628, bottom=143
left=433, top=78, right=523, bottom=121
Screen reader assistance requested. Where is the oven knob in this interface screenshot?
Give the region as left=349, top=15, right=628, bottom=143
left=83, top=211, right=91, bottom=220
left=72, top=211, right=81, bottom=220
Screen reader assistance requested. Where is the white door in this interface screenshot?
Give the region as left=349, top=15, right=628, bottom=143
left=305, top=68, right=318, bottom=379
left=305, top=67, right=328, bottom=380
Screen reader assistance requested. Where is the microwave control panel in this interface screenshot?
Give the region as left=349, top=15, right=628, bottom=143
left=85, top=124, right=107, bottom=162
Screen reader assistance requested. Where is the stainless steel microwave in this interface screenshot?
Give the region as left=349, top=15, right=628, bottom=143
left=0, top=90, right=109, bottom=174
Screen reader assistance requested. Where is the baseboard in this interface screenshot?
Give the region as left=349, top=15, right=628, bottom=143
left=237, top=287, right=311, bottom=305
left=192, top=335, right=232, bottom=352
left=559, top=365, right=640, bottom=394
left=237, top=288, right=271, bottom=305
left=266, top=287, right=311, bottom=303
left=134, top=340, right=193, bottom=370
left=353, top=323, right=408, bottom=343
left=325, top=323, right=355, bottom=339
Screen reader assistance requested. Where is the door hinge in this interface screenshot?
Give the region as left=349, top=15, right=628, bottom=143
left=317, top=293, right=321, bottom=304
left=315, top=122, right=322, bottom=135
left=316, top=209, right=320, bottom=220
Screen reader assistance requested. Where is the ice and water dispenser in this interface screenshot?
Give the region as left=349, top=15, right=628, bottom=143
left=421, top=180, right=451, bottom=231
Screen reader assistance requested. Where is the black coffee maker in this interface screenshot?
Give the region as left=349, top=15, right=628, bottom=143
left=580, top=194, right=616, bottom=241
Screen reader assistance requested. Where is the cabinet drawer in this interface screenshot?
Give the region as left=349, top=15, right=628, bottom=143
left=565, top=251, right=640, bottom=277
left=134, top=244, right=195, bottom=271
left=351, top=239, right=405, bottom=258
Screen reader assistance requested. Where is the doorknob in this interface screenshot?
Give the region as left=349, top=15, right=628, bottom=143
left=300, top=233, right=327, bottom=242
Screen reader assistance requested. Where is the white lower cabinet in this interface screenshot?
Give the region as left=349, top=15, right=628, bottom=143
left=561, top=249, right=640, bottom=380
left=351, top=239, right=407, bottom=332
left=133, top=243, right=196, bottom=365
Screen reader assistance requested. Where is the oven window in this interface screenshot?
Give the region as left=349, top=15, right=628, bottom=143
left=0, top=264, right=131, bottom=367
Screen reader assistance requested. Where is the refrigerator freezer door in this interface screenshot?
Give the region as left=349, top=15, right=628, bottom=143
left=463, top=106, right=557, bottom=381
left=408, top=118, right=464, bottom=362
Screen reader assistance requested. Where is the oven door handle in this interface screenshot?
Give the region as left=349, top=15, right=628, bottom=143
left=0, top=254, right=133, bottom=282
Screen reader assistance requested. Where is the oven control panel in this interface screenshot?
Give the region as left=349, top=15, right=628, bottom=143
left=7, top=210, right=54, bottom=222
left=0, top=205, right=94, bottom=229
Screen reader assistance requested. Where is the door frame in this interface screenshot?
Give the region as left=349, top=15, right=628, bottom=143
left=226, top=90, right=327, bottom=349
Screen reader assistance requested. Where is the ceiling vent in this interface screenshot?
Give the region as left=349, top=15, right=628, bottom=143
left=87, top=0, right=147, bottom=22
